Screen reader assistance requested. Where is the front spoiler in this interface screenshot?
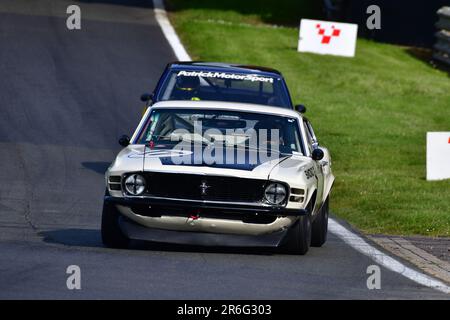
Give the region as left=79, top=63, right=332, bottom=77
left=119, top=216, right=289, bottom=248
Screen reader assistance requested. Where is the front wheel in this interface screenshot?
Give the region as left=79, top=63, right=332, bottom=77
left=311, top=196, right=329, bottom=247
left=285, top=213, right=312, bottom=255
left=101, top=201, right=129, bottom=249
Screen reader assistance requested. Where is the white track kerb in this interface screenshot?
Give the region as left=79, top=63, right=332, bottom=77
left=153, top=0, right=191, bottom=61
left=151, top=0, right=450, bottom=294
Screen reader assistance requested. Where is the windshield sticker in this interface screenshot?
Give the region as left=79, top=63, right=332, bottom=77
left=177, top=70, right=274, bottom=83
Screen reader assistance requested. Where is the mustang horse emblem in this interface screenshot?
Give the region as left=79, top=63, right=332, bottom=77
left=199, top=181, right=210, bottom=195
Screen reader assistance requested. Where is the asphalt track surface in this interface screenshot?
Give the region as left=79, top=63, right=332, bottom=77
left=0, top=0, right=448, bottom=299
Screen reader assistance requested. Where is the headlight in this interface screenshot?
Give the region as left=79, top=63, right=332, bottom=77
left=124, top=174, right=146, bottom=195
left=264, top=183, right=287, bottom=205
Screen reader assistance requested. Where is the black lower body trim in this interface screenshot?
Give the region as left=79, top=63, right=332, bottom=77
left=119, top=216, right=289, bottom=248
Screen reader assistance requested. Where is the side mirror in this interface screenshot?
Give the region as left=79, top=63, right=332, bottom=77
left=312, top=148, right=324, bottom=161
left=295, top=104, right=306, bottom=113
left=118, top=135, right=130, bottom=147
left=140, top=93, right=153, bottom=102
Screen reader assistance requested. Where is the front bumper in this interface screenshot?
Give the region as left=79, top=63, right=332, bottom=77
left=105, top=195, right=307, bottom=239
left=104, top=195, right=307, bottom=216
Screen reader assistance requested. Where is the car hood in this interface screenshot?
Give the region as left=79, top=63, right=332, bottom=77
left=113, top=145, right=310, bottom=180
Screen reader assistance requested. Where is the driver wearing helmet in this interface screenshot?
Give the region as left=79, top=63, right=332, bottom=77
left=254, top=119, right=287, bottom=153
left=172, top=75, right=201, bottom=101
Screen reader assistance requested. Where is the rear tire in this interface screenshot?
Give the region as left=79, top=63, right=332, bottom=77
left=285, top=209, right=312, bottom=255
left=311, top=196, right=329, bottom=247
left=101, top=200, right=129, bottom=249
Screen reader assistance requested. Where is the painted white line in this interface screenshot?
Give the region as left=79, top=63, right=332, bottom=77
left=329, top=219, right=450, bottom=294
left=153, top=0, right=191, bottom=61
left=151, top=0, right=450, bottom=295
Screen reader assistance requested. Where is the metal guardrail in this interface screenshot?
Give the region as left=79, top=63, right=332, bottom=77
left=433, top=7, right=450, bottom=66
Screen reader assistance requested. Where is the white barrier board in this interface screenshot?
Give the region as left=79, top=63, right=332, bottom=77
left=298, top=19, right=358, bottom=57
left=427, top=132, right=450, bottom=181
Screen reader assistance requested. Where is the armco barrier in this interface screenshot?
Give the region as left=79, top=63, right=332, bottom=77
left=433, top=6, right=450, bottom=66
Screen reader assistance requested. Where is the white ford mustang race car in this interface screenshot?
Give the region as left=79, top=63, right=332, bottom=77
left=102, top=100, right=334, bottom=255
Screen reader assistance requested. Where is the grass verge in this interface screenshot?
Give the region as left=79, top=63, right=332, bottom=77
left=167, top=0, right=450, bottom=237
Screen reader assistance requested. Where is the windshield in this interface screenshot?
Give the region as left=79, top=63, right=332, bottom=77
left=137, top=109, right=304, bottom=155
left=157, top=70, right=291, bottom=108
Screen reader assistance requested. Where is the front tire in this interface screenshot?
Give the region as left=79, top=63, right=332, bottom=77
left=311, top=196, right=329, bottom=247
left=101, top=201, right=129, bottom=249
left=285, top=212, right=312, bottom=255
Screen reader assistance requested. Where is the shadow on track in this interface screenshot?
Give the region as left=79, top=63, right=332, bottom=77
left=40, top=229, right=102, bottom=247
left=40, top=228, right=279, bottom=256
left=81, top=161, right=111, bottom=175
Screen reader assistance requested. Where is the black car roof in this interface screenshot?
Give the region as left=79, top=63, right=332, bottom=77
left=168, top=61, right=283, bottom=77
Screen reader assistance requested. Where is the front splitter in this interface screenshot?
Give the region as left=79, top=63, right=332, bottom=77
left=119, top=216, right=289, bottom=248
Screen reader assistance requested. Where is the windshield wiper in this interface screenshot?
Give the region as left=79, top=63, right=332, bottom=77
left=147, top=133, right=213, bottom=147
left=146, top=134, right=292, bottom=156
left=146, top=134, right=180, bottom=142
left=234, top=144, right=292, bottom=157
